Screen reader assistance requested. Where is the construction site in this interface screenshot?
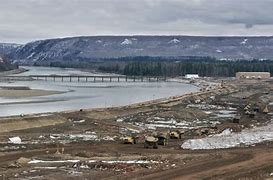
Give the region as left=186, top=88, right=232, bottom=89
left=0, top=77, right=273, bottom=179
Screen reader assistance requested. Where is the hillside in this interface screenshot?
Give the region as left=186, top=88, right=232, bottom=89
left=0, top=55, right=17, bottom=71
left=0, top=43, right=21, bottom=56
left=5, top=36, right=273, bottom=65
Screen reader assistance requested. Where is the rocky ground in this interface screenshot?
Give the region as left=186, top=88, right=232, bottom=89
left=0, top=78, right=273, bottom=179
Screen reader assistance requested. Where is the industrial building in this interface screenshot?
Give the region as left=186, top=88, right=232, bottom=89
left=236, top=72, right=270, bottom=79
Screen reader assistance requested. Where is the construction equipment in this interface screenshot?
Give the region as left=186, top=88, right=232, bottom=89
left=244, top=110, right=251, bottom=115
left=170, top=130, right=183, bottom=139
left=122, top=136, right=138, bottom=144
left=157, top=133, right=168, bottom=146
left=144, top=136, right=158, bottom=149
left=263, top=105, right=269, bottom=114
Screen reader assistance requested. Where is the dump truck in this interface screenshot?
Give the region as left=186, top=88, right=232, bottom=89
left=122, top=136, right=138, bottom=144
left=144, top=136, right=158, bottom=149
left=170, top=130, right=183, bottom=139
left=157, top=133, right=168, bottom=146
left=244, top=110, right=251, bottom=115
left=263, top=105, right=269, bottom=114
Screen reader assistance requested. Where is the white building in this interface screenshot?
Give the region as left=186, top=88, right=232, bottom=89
left=185, top=74, right=199, bottom=79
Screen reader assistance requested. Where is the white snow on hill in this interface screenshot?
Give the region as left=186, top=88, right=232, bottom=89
left=240, top=39, right=248, bottom=45
left=121, top=38, right=133, bottom=45
left=168, top=38, right=180, bottom=44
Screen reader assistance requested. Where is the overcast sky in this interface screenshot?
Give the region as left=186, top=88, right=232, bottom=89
left=1, top=0, right=273, bottom=43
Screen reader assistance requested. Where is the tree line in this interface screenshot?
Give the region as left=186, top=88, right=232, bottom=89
left=98, top=60, right=273, bottom=77
left=48, top=58, right=273, bottom=77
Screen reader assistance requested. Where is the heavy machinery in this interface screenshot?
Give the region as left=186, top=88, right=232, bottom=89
left=122, top=135, right=138, bottom=144
left=263, top=105, right=269, bottom=114
left=157, top=133, right=168, bottom=146
left=144, top=136, right=158, bottom=149
left=170, top=130, right=183, bottom=139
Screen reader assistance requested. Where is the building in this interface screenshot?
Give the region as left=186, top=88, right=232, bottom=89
left=185, top=74, right=199, bottom=79
left=236, top=72, right=270, bottom=79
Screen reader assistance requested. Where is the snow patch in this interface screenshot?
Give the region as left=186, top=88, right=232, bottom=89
left=182, top=120, right=273, bottom=150
left=240, top=39, right=248, bottom=45
left=73, top=119, right=85, bottom=123
left=116, top=118, right=124, bottom=122
left=121, top=39, right=133, bottom=45
left=29, top=160, right=80, bottom=164
left=29, top=159, right=160, bottom=165
left=168, top=38, right=180, bottom=44
left=8, top=136, right=22, bottom=144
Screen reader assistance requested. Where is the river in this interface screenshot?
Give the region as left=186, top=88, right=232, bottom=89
left=0, top=66, right=199, bottom=117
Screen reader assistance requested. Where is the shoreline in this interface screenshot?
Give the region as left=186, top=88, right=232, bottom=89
left=0, top=81, right=235, bottom=122
left=0, top=68, right=28, bottom=76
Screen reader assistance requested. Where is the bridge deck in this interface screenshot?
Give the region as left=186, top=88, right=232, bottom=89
left=0, top=75, right=166, bottom=82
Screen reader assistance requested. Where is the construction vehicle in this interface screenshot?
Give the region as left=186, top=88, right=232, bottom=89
left=263, top=105, right=269, bottom=114
left=122, top=136, right=138, bottom=144
left=157, top=133, right=168, bottom=146
left=144, top=136, right=158, bottom=149
left=170, top=130, right=183, bottom=139
left=244, top=110, right=251, bottom=115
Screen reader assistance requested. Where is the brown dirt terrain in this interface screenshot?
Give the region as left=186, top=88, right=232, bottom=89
left=0, top=78, right=273, bottom=179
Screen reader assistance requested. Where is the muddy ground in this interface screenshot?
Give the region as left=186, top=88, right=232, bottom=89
left=1, top=78, right=273, bottom=179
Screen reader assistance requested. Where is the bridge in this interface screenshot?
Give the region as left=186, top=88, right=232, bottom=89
left=0, top=75, right=167, bottom=82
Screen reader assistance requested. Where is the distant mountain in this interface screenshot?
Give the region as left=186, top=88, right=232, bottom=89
left=0, top=43, right=21, bottom=56
left=6, top=36, right=273, bottom=65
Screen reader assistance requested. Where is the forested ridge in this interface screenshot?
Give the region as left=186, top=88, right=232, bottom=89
left=49, top=58, right=273, bottom=77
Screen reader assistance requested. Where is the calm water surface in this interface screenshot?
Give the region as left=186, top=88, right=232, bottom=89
left=0, top=66, right=199, bottom=117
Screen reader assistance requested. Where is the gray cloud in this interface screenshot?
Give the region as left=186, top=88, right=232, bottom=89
left=0, top=0, right=273, bottom=43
